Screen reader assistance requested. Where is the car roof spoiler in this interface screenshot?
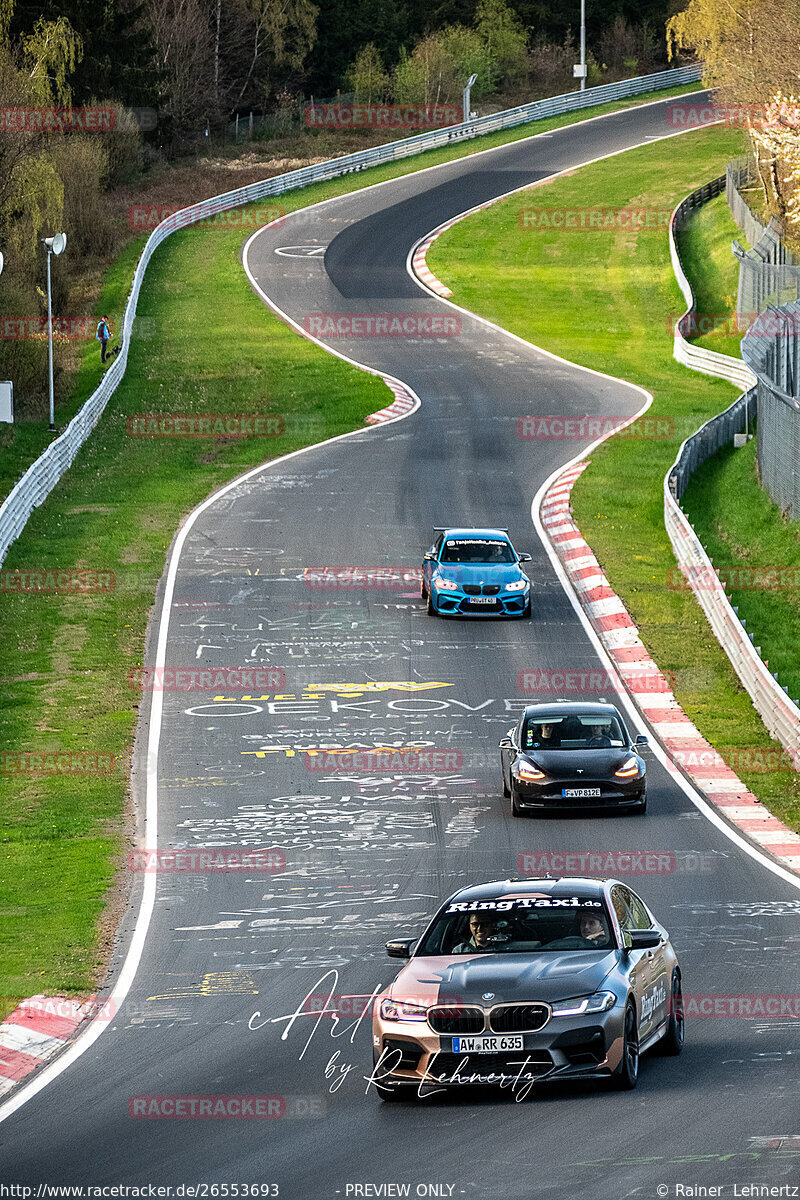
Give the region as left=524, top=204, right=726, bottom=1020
left=432, top=526, right=509, bottom=532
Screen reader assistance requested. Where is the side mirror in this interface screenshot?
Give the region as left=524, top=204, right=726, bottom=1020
left=623, top=929, right=661, bottom=951
left=518, top=552, right=532, bottom=563
left=423, top=552, right=436, bottom=562
left=635, top=734, right=649, bottom=748
left=499, top=736, right=513, bottom=749
left=386, top=938, right=415, bottom=959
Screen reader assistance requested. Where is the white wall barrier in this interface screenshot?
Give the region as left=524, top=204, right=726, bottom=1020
left=665, top=183, right=800, bottom=753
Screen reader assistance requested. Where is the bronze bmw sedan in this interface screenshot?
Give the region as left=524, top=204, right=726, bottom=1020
left=370, top=876, right=683, bottom=1100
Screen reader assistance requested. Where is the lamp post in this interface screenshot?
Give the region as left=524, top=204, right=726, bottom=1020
left=463, top=73, right=478, bottom=122
left=580, top=0, right=586, bottom=91
left=42, top=233, right=67, bottom=431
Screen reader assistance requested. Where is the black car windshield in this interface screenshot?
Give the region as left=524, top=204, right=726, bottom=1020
left=522, top=712, right=627, bottom=750
left=416, top=897, right=615, bottom=955
left=439, top=538, right=516, bottom=564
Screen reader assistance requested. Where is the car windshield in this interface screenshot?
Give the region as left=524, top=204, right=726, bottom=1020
left=522, top=712, right=627, bottom=750
left=439, top=538, right=516, bottom=565
left=416, top=897, right=615, bottom=955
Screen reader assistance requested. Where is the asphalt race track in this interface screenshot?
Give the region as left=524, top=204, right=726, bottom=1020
left=2, top=94, right=799, bottom=1198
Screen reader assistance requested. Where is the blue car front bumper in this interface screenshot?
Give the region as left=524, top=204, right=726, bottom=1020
left=432, top=584, right=529, bottom=616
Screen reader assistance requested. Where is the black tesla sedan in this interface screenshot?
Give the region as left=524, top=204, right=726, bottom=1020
left=499, top=701, right=648, bottom=815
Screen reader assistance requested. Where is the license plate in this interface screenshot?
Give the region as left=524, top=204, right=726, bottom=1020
left=451, top=1036, right=524, bottom=1053
left=563, top=787, right=601, bottom=798
left=469, top=597, right=496, bottom=605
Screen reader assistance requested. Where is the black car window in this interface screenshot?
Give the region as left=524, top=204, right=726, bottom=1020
left=433, top=534, right=444, bottom=556
left=626, top=889, right=654, bottom=930
left=415, top=898, right=614, bottom=955
left=611, top=886, right=634, bottom=930
left=522, top=711, right=626, bottom=751
left=439, top=539, right=516, bottom=564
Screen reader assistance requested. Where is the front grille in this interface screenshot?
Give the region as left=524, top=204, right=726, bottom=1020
left=463, top=584, right=481, bottom=596
left=430, top=1052, right=553, bottom=1080
left=482, top=584, right=501, bottom=596
left=489, top=1003, right=550, bottom=1034
left=427, top=1006, right=485, bottom=1035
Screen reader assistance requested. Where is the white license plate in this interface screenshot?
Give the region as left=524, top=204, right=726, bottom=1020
left=469, top=597, right=496, bottom=605
left=563, top=787, right=601, bottom=798
left=451, top=1036, right=524, bottom=1053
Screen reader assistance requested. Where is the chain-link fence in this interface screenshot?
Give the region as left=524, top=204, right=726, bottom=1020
left=741, top=300, right=800, bottom=519
left=727, top=157, right=800, bottom=319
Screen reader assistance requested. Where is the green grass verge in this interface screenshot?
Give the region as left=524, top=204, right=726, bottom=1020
left=0, top=77, right=710, bottom=1007
left=429, top=122, right=800, bottom=834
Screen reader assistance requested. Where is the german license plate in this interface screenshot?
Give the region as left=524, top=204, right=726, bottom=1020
left=451, top=1035, right=524, bottom=1053
left=469, top=597, right=496, bottom=605
left=563, top=787, right=601, bottom=798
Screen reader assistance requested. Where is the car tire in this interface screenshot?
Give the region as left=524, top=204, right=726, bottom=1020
left=426, top=591, right=437, bottom=616
left=511, top=787, right=525, bottom=817
left=612, top=1003, right=639, bottom=1089
left=420, top=577, right=428, bottom=600
left=658, top=971, right=684, bottom=1056
left=521, top=596, right=531, bottom=618
left=502, top=769, right=510, bottom=798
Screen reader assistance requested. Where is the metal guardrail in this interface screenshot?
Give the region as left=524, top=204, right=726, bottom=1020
left=0, top=63, right=702, bottom=568
left=742, top=299, right=800, bottom=520
left=727, top=157, right=800, bottom=319
left=665, top=181, right=800, bottom=756
left=669, top=175, right=757, bottom=421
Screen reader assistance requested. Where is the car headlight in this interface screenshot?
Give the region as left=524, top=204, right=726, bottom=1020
left=614, top=756, right=642, bottom=778
left=433, top=576, right=459, bottom=592
left=517, top=760, right=545, bottom=781
left=505, top=580, right=528, bottom=592
left=550, top=991, right=616, bottom=1016
left=380, top=998, right=429, bottom=1022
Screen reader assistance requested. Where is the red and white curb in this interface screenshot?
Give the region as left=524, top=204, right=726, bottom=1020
left=410, top=199, right=505, bottom=299
left=0, top=997, right=92, bottom=1096
left=541, top=460, right=800, bottom=875
left=365, top=379, right=417, bottom=424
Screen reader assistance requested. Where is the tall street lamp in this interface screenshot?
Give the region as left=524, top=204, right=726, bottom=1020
left=42, top=233, right=67, bottom=431
left=573, top=0, right=587, bottom=91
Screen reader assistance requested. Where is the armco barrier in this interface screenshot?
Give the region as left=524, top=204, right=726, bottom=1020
left=665, top=183, right=800, bottom=755
left=0, top=64, right=702, bottom=568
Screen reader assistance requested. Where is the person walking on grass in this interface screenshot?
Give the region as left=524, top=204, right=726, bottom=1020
left=96, top=316, right=111, bottom=363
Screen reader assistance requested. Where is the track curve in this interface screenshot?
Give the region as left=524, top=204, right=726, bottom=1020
left=2, top=93, right=799, bottom=1199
